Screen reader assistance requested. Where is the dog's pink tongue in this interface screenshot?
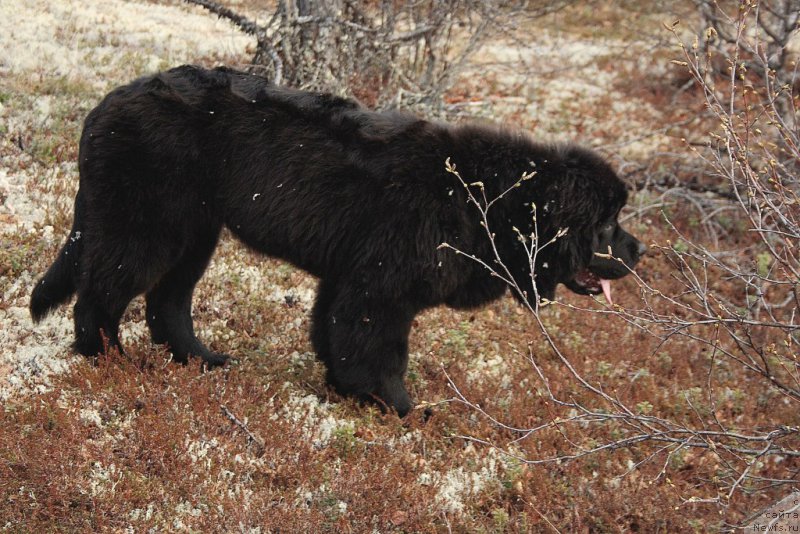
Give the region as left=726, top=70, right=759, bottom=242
left=600, top=279, right=613, bottom=305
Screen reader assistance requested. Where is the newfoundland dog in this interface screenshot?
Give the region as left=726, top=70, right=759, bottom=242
left=31, top=65, right=645, bottom=416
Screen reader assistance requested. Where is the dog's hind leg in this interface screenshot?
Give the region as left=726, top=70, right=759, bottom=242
left=73, top=288, right=132, bottom=357
left=72, top=244, right=150, bottom=358
left=145, top=225, right=227, bottom=367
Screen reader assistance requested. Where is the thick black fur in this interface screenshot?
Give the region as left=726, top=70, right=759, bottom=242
left=31, top=65, right=644, bottom=416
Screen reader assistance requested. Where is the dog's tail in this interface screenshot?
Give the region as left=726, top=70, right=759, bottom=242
left=30, top=190, right=86, bottom=322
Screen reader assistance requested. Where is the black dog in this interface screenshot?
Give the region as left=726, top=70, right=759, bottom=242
left=30, top=65, right=645, bottom=416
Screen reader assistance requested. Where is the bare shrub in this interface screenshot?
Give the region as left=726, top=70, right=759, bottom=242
left=442, top=0, right=799, bottom=525
left=693, top=0, right=799, bottom=74
left=185, top=0, right=576, bottom=110
left=651, top=9, right=799, bottom=403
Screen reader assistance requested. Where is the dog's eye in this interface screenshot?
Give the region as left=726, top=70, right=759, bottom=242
left=598, top=223, right=615, bottom=240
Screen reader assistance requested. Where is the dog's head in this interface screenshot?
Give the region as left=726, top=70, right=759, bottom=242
left=509, top=144, right=645, bottom=305
left=561, top=212, right=646, bottom=305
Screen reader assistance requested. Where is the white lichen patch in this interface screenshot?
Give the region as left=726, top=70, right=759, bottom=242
left=0, top=168, right=58, bottom=233
left=465, top=352, right=511, bottom=389
left=292, top=483, right=348, bottom=517
left=0, top=167, right=76, bottom=401
left=86, top=461, right=121, bottom=497
left=119, top=318, right=148, bottom=346
left=0, top=0, right=252, bottom=87
left=204, top=257, right=317, bottom=310
left=266, top=285, right=316, bottom=309
left=272, top=386, right=352, bottom=449
left=128, top=503, right=156, bottom=522
left=430, top=448, right=503, bottom=514
left=0, top=303, right=76, bottom=402
left=289, top=350, right=315, bottom=367
left=79, top=406, right=104, bottom=427
left=185, top=437, right=221, bottom=467
left=463, top=27, right=670, bottom=157
left=174, top=500, right=205, bottom=519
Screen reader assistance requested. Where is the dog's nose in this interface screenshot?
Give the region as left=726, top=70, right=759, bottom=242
left=637, top=241, right=648, bottom=257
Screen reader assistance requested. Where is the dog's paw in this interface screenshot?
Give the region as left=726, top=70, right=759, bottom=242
left=200, top=352, right=231, bottom=369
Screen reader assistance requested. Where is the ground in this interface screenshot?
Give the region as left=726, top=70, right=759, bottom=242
left=0, top=0, right=797, bottom=531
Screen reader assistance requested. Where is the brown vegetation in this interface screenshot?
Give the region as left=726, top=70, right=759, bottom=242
left=1, top=0, right=798, bottom=531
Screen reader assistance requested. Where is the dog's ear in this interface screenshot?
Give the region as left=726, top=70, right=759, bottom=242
left=528, top=171, right=612, bottom=279
left=534, top=175, right=598, bottom=233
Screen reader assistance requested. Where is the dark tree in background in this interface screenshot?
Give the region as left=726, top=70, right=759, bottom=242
left=186, top=0, right=576, bottom=110
left=694, top=0, right=799, bottom=73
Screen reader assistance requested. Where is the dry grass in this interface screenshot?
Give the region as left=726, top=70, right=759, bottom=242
left=1, top=296, right=698, bottom=532
left=1, top=0, right=797, bottom=531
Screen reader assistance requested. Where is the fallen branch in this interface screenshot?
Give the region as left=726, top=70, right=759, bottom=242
left=220, top=404, right=266, bottom=456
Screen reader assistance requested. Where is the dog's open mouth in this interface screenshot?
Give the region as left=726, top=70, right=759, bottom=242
left=574, top=269, right=613, bottom=305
